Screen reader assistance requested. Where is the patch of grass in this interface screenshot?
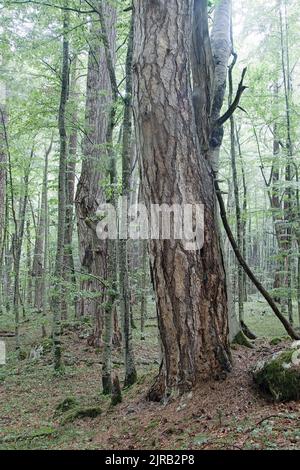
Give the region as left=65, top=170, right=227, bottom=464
left=0, top=426, right=57, bottom=446
left=243, top=300, right=300, bottom=338
left=55, top=397, right=79, bottom=414
left=145, top=419, right=159, bottom=431
left=60, top=406, right=102, bottom=425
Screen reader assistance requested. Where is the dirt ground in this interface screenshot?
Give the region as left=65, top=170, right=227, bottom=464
left=1, top=307, right=300, bottom=450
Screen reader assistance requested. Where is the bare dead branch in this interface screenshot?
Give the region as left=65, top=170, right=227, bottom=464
left=216, top=67, right=248, bottom=127
left=214, top=178, right=300, bottom=340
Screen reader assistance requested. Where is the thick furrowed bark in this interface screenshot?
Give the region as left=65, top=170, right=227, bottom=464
left=133, top=0, right=231, bottom=400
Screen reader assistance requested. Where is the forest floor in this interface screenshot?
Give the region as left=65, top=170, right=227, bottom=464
left=1, top=299, right=300, bottom=450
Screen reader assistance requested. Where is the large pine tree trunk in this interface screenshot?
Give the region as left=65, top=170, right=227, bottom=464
left=133, top=0, right=231, bottom=400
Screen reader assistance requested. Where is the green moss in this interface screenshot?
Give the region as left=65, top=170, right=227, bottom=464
left=253, top=350, right=300, bottom=401
left=55, top=397, right=78, bottom=414
left=232, top=331, right=254, bottom=348
left=60, top=406, right=102, bottom=425
left=18, top=350, right=27, bottom=360
left=269, top=337, right=283, bottom=346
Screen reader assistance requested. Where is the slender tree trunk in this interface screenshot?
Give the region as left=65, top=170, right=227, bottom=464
left=271, top=119, right=285, bottom=302
left=209, top=0, right=232, bottom=171
left=32, top=195, right=45, bottom=311
left=42, top=141, right=50, bottom=317
left=0, top=72, right=7, bottom=315
left=4, top=231, right=13, bottom=312
left=294, top=163, right=300, bottom=325
left=140, top=240, right=148, bottom=341
left=133, top=0, right=231, bottom=400
left=119, top=15, right=137, bottom=388
left=13, top=171, right=30, bottom=351
left=26, top=219, right=33, bottom=308
left=279, top=4, right=293, bottom=324
left=62, top=57, right=78, bottom=320
left=0, top=179, right=8, bottom=315
left=98, top=0, right=121, bottom=392
left=52, top=3, right=69, bottom=370
left=236, top=127, right=248, bottom=302
left=32, top=140, right=52, bottom=312
left=228, top=55, right=244, bottom=325
left=102, top=101, right=118, bottom=394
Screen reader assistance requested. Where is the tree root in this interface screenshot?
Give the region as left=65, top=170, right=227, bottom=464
left=232, top=330, right=254, bottom=349
left=241, top=321, right=257, bottom=340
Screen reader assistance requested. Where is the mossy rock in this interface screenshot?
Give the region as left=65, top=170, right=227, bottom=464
left=55, top=397, right=79, bottom=414
left=60, top=406, right=102, bottom=425
left=269, top=337, right=283, bottom=346
left=253, top=343, right=300, bottom=401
